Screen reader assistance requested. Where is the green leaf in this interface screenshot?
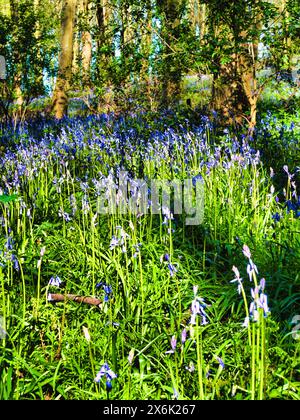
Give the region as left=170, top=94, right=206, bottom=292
left=0, top=194, right=18, bottom=203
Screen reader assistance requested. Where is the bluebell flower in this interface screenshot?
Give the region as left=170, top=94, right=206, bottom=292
left=257, top=293, right=270, bottom=316
left=96, top=282, right=113, bottom=302
left=48, top=276, right=62, bottom=288
left=246, top=259, right=258, bottom=281
left=242, top=244, right=251, bottom=259
left=231, top=266, right=243, bottom=294
left=94, top=362, right=117, bottom=387
left=11, top=254, right=19, bottom=271
left=215, top=356, right=225, bottom=370
left=168, top=263, right=178, bottom=277
left=181, top=328, right=187, bottom=345
left=242, top=245, right=258, bottom=281
left=272, top=212, right=281, bottom=222
left=166, top=335, right=177, bottom=354
left=58, top=209, right=71, bottom=222
left=162, top=206, right=173, bottom=221
left=106, top=379, right=113, bottom=392
left=260, top=278, right=266, bottom=291
left=163, top=254, right=170, bottom=262
left=109, top=236, right=119, bottom=250
left=190, top=287, right=209, bottom=326
left=192, top=174, right=203, bottom=187
left=249, top=287, right=270, bottom=321
left=103, top=285, right=113, bottom=302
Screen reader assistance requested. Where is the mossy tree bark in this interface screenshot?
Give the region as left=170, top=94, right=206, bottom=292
left=157, top=0, right=186, bottom=109
left=210, top=1, right=261, bottom=129
left=52, top=0, right=77, bottom=119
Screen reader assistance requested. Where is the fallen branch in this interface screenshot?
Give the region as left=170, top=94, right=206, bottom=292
left=48, top=293, right=102, bottom=307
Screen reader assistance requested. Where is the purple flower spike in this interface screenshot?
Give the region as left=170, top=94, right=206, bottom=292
left=95, top=363, right=117, bottom=384
left=181, top=328, right=187, bottom=344
left=260, top=278, right=266, bottom=291
left=215, top=356, right=225, bottom=370
left=171, top=335, right=177, bottom=351
left=243, top=245, right=251, bottom=259
left=166, top=335, right=177, bottom=354
left=231, top=266, right=243, bottom=294
left=247, top=259, right=258, bottom=281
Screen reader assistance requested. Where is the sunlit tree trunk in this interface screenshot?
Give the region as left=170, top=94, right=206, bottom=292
left=72, top=26, right=80, bottom=82
left=81, top=0, right=92, bottom=87
left=52, top=0, right=77, bottom=119
left=95, top=0, right=113, bottom=111
left=189, top=0, right=197, bottom=33
left=34, top=0, right=45, bottom=94
left=10, top=0, right=23, bottom=108
left=140, top=2, right=153, bottom=105
left=281, top=0, right=293, bottom=82
left=199, top=2, right=206, bottom=40
left=238, top=35, right=259, bottom=130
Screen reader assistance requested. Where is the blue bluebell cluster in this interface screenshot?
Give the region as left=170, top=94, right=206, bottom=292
left=96, top=281, right=113, bottom=302
left=0, top=113, right=263, bottom=199
left=0, top=234, right=19, bottom=271
left=94, top=362, right=117, bottom=392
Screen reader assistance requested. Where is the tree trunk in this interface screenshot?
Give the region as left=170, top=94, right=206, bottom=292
left=199, top=2, right=206, bottom=40
left=95, top=0, right=113, bottom=112
left=210, top=4, right=260, bottom=129
left=34, top=0, right=45, bottom=94
left=140, top=3, right=152, bottom=106
left=157, top=0, right=185, bottom=108
left=10, top=0, right=23, bottom=108
left=281, top=0, right=293, bottom=83
left=211, top=58, right=247, bottom=125
left=81, top=0, right=92, bottom=87
left=72, top=27, right=80, bottom=83
left=238, top=40, right=259, bottom=130
left=52, top=0, right=77, bottom=119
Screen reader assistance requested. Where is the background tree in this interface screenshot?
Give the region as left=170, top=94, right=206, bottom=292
left=52, top=0, right=77, bottom=119
left=0, top=0, right=59, bottom=120
left=156, top=0, right=189, bottom=108
left=0, top=0, right=299, bottom=122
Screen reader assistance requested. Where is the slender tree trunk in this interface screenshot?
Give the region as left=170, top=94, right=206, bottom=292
left=199, top=2, right=206, bottom=40
left=95, top=0, right=113, bottom=111
left=157, top=0, right=185, bottom=108
left=52, top=0, right=77, bottom=119
left=34, top=0, right=45, bottom=94
left=281, top=0, right=293, bottom=83
left=10, top=0, right=23, bottom=108
left=72, top=28, right=80, bottom=83
left=140, top=3, right=152, bottom=106
left=81, top=0, right=92, bottom=87
left=189, top=0, right=196, bottom=33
